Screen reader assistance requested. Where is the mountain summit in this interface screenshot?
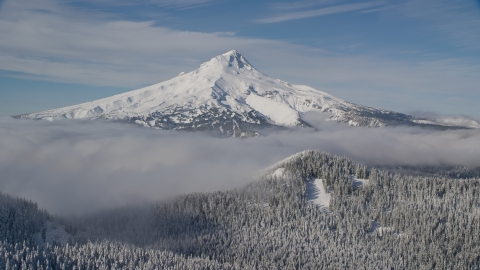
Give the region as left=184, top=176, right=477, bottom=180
left=19, top=50, right=469, bottom=136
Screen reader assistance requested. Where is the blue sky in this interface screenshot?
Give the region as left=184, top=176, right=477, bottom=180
left=0, top=0, right=479, bottom=118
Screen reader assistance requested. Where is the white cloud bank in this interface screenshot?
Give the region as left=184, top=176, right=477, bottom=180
left=0, top=117, right=479, bottom=215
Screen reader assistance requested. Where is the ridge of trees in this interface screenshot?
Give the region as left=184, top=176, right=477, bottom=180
left=1, top=150, right=479, bottom=269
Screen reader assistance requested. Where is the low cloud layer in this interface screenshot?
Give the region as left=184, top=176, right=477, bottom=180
left=0, top=117, right=479, bottom=215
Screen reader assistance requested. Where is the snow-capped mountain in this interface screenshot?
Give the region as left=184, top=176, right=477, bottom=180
left=18, top=50, right=469, bottom=136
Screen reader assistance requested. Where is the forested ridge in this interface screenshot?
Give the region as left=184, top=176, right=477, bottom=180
left=376, top=164, right=480, bottom=179
left=1, top=150, right=480, bottom=269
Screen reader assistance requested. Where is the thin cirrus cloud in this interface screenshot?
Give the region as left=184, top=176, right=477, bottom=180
left=69, top=0, right=218, bottom=9
left=254, top=1, right=384, bottom=23
left=269, top=0, right=337, bottom=11
left=151, top=0, right=218, bottom=8
left=399, top=0, right=480, bottom=51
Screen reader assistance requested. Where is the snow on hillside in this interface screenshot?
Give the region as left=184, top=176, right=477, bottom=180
left=246, top=94, right=299, bottom=126
left=20, top=51, right=344, bottom=127
left=413, top=116, right=479, bottom=129
left=436, top=117, right=480, bottom=129
left=306, top=178, right=331, bottom=208
left=272, top=167, right=285, bottom=178
left=34, top=221, right=71, bottom=246
left=19, top=50, right=472, bottom=132
left=351, top=176, right=369, bottom=189
left=268, top=162, right=331, bottom=209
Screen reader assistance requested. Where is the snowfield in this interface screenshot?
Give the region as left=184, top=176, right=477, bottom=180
left=306, top=178, right=331, bottom=208
left=18, top=50, right=468, bottom=132
left=245, top=94, right=300, bottom=126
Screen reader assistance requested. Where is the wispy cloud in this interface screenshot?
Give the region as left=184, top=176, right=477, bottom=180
left=399, top=0, right=480, bottom=51
left=67, top=0, right=218, bottom=9
left=269, top=0, right=336, bottom=11
left=150, top=0, right=218, bottom=9
left=254, top=1, right=384, bottom=23
left=359, top=5, right=394, bottom=14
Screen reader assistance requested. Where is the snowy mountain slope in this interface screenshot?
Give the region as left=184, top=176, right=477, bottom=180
left=18, top=50, right=470, bottom=135
left=413, top=116, right=480, bottom=129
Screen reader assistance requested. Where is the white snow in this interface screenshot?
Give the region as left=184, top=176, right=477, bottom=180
left=246, top=94, right=299, bottom=126
left=34, top=221, right=71, bottom=246
left=436, top=117, right=480, bottom=129
left=21, top=50, right=373, bottom=127
left=272, top=167, right=285, bottom=178
left=21, top=50, right=471, bottom=130
left=413, top=117, right=480, bottom=129
left=412, top=119, right=437, bottom=125
left=351, top=176, right=369, bottom=189
left=306, top=178, right=331, bottom=208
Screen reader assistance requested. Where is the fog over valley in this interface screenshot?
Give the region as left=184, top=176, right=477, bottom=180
left=1, top=116, right=479, bottom=215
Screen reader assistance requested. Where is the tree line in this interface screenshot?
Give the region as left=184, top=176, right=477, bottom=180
left=1, top=150, right=479, bottom=269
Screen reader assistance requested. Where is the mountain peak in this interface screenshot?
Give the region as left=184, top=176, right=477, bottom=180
left=202, top=50, right=256, bottom=71
left=19, top=51, right=471, bottom=135
left=223, top=49, right=241, bottom=57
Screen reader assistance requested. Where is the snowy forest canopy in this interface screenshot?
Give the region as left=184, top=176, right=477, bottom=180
left=1, top=150, right=480, bottom=269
